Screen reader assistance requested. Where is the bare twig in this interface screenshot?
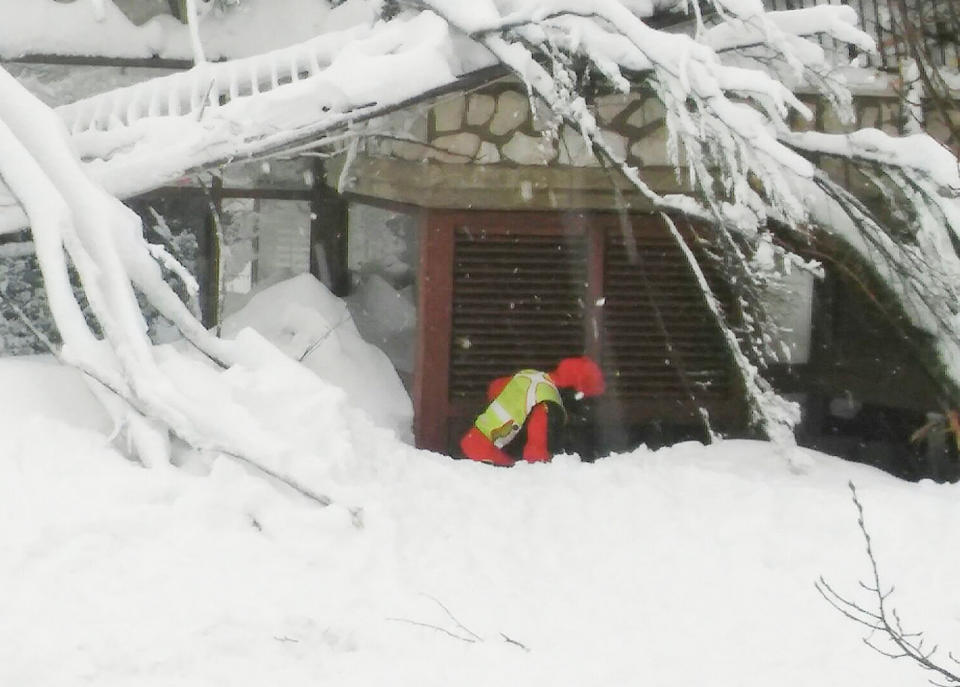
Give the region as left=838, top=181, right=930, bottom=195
left=816, top=481, right=960, bottom=685
left=386, top=617, right=478, bottom=644
left=297, top=309, right=353, bottom=362
left=500, top=632, right=531, bottom=652
left=390, top=595, right=530, bottom=651
left=424, top=594, right=483, bottom=642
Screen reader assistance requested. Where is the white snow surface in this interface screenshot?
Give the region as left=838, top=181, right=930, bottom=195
left=2, top=351, right=959, bottom=686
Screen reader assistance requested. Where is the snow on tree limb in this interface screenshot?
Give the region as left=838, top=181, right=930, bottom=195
left=0, top=66, right=235, bottom=369
left=660, top=213, right=802, bottom=451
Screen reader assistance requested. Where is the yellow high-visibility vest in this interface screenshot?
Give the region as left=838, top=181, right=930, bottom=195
left=474, top=370, right=564, bottom=447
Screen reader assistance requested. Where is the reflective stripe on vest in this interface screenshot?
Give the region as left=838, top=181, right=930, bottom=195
left=474, top=370, right=563, bottom=447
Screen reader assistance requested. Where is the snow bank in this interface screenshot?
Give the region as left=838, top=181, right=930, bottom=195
left=0, top=354, right=112, bottom=433
left=1, top=397, right=958, bottom=687
left=0, top=314, right=957, bottom=687
left=220, top=273, right=413, bottom=440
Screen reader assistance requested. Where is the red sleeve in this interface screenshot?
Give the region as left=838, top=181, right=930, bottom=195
left=486, top=376, right=511, bottom=401
left=522, top=403, right=551, bottom=462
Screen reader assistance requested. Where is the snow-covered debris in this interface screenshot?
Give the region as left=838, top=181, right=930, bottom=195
left=220, top=274, right=413, bottom=440
left=0, top=354, right=112, bottom=433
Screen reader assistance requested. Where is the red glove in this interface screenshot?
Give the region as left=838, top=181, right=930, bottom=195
left=460, top=427, right=516, bottom=467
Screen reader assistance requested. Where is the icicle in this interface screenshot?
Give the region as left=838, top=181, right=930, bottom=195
left=228, top=63, right=240, bottom=100
left=308, top=49, right=322, bottom=77
left=89, top=0, right=106, bottom=21
left=147, top=83, right=161, bottom=118
left=125, top=95, right=140, bottom=126
left=269, top=55, right=279, bottom=90
left=249, top=61, right=260, bottom=95
left=167, top=77, right=181, bottom=117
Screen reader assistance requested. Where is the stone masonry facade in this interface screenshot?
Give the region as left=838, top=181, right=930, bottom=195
left=335, top=80, right=959, bottom=211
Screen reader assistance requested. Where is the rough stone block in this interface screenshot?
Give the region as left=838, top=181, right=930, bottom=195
left=388, top=139, right=430, bottom=162
left=558, top=125, right=600, bottom=166
left=433, top=95, right=466, bottom=133
left=391, top=109, right=428, bottom=141
left=466, top=94, right=496, bottom=127
left=595, top=94, right=631, bottom=125
left=626, top=97, right=666, bottom=128
left=490, top=90, right=530, bottom=136
left=477, top=141, right=501, bottom=164
left=531, top=98, right=557, bottom=132
left=432, top=132, right=481, bottom=163
left=502, top=131, right=556, bottom=165
left=599, top=130, right=629, bottom=163
left=628, top=123, right=669, bottom=166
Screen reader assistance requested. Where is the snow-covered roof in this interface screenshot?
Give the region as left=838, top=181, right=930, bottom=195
left=0, top=0, right=373, bottom=61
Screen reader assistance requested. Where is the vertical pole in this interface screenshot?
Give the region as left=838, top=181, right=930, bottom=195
left=414, top=209, right=454, bottom=452
left=310, top=159, right=350, bottom=296
left=585, top=216, right=606, bottom=362
left=200, top=175, right=223, bottom=330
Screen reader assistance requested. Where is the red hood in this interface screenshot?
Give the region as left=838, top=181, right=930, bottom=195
left=550, top=356, right=605, bottom=397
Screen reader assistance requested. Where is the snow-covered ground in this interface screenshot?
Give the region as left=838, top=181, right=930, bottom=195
left=1, top=278, right=958, bottom=687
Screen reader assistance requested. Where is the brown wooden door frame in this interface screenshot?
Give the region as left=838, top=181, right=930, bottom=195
left=414, top=209, right=594, bottom=451
left=414, top=209, right=454, bottom=451
left=413, top=209, right=741, bottom=452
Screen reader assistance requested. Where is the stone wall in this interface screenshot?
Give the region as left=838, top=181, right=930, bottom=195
left=373, top=83, right=675, bottom=169
left=334, top=80, right=959, bottom=211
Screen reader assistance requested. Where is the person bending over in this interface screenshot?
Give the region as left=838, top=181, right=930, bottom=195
left=459, top=356, right=605, bottom=467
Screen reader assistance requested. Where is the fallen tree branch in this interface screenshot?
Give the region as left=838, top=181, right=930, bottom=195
left=0, top=283, right=361, bottom=524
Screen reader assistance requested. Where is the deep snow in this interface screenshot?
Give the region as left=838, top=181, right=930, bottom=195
left=1, top=278, right=958, bottom=687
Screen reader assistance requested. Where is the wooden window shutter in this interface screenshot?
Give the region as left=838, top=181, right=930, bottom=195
left=414, top=210, right=743, bottom=454
left=449, top=223, right=588, bottom=400
left=601, top=215, right=734, bottom=414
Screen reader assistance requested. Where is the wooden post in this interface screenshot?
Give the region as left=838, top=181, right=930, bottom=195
left=200, top=175, right=223, bottom=329
left=585, top=215, right=606, bottom=361
left=310, top=159, right=350, bottom=297
left=414, top=209, right=454, bottom=452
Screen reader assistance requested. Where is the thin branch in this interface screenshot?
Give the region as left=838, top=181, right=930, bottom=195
left=386, top=617, right=478, bottom=643
left=500, top=632, right=531, bottom=652
left=424, top=594, right=483, bottom=642
left=391, top=595, right=529, bottom=650
left=818, top=482, right=960, bottom=685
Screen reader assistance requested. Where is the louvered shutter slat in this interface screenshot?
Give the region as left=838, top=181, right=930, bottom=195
left=450, top=226, right=587, bottom=398
left=602, top=224, right=732, bottom=402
